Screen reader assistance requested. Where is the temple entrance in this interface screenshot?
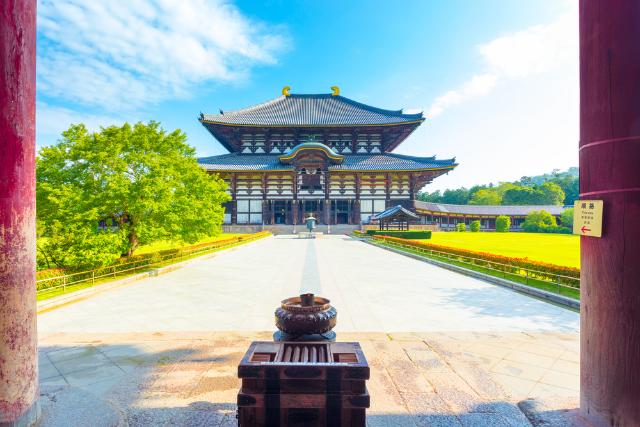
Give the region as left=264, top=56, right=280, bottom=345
left=302, top=200, right=321, bottom=224
left=332, top=200, right=351, bottom=224
left=273, top=200, right=288, bottom=224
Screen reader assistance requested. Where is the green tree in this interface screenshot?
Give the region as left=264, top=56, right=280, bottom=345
left=442, top=188, right=471, bottom=204
left=496, top=215, right=511, bottom=232
left=560, top=208, right=574, bottom=229
left=550, top=173, right=579, bottom=205
left=417, top=190, right=442, bottom=203
left=502, top=186, right=541, bottom=205
left=456, top=222, right=467, bottom=232
left=469, top=188, right=501, bottom=205
left=470, top=220, right=481, bottom=232
left=37, top=122, right=230, bottom=268
left=539, top=182, right=565, bottom=205
left=522, top=210, right=557, bottom=232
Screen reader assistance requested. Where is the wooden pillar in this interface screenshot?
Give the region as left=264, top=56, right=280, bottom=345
left=354, top=174, right=361, bottom=224
left=324, top=170, right=330, bottom=225
left=408, top=173, right=416, bottom=200
left=580, top=2, right=640, bottom=425
left=0, top=1, right=40, bottom=425
left=385, top=173, right=391, bottom=208
left=261, top=174, right=268, bottom=224
left=270, top=202, right=275, bottom=225
left=291, top=171, right=298, bottom=225
left=230, top=174, right=238, bottom=224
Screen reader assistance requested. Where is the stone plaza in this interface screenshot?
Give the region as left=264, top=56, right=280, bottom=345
left=37, top=235, right=581, bottom=426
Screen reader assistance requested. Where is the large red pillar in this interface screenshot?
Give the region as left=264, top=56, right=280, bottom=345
left=0, top=1, right=39, bottom=426
left=579, top=1, right=640, bottom=425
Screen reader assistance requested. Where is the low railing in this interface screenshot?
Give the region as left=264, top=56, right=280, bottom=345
left=364, top=234, right=580, bottom=299
left=36, top=231, right=270, bottom=297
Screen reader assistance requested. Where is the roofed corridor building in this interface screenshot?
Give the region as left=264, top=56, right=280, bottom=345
left=414, top=201, right=567, bottom=231
left=198, top=87, right=457, bottom=228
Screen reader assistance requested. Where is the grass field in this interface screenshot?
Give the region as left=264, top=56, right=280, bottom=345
left=423, top=232, right=580, bottom=268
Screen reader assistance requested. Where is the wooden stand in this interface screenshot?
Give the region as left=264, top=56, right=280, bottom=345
left=237, top=341, right=370, bottom=427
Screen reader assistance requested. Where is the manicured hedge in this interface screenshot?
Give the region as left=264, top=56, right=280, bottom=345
left=373, top=235, right=580, bottom=287
left=365, top=230, right=432, bottom=239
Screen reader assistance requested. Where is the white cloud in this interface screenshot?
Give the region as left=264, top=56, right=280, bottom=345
left=427, top=74, right=497, bottom=118
left=426, top=5, right=577, bottom=118
left=37, top=0, right=289, bottom=111
left=36, top=102, right=127, bottom=147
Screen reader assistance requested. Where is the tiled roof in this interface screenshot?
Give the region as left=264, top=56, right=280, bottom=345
left=197, top=153, right=456, bottom=172
left=200, top=94, right=424, bottom=126
left=413, top=201, right=567, bottom=216
left=332, top=153, right=455, bottom=171
left=372, top=205, right=419, bottom=221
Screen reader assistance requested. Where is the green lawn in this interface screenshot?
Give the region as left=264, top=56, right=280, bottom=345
left=422, top=232, right=580, bottom=268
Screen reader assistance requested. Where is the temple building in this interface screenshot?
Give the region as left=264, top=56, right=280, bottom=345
left=198, top=87, right=457, bottom=228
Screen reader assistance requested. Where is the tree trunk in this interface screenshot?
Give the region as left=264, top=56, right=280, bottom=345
left=126, top=229, right=138, bottom=257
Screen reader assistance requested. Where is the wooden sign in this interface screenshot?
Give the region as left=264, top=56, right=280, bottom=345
left=573, top=200, right=603, bottom=237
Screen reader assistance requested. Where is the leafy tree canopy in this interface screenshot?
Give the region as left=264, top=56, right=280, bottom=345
left=469, top=188, right=501, bottom=205
left=37, top=122, right=230, bottom=268
left=418, top=167, right=577, bottom=206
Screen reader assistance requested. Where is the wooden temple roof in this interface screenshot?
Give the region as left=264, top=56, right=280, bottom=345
left=372, top=205, right=420, bottom=221
left=197, top=152, right=457, bottom=172
left=200, top=93, right=424, bottom=127
left=413, top=201, right=567, bottom=216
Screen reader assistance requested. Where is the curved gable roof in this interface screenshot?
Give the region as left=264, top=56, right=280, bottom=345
left=279, top=142, right=344, bottom=164
left=200, top=93, right=424, bottom=127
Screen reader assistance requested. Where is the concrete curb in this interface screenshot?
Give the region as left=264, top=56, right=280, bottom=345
left=37, top=236, right=270, bottom=314
left=358, top=238, right=580, bottom=312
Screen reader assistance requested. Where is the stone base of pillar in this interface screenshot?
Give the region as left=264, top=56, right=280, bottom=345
left=0, top=401, right=40, bottom=427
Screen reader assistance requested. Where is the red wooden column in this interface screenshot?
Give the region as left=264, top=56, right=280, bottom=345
left=0, top=0, right=39, bottom=425
left=579, top=1, right=640, bottom=425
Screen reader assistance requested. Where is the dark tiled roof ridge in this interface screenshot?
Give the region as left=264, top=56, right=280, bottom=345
left=207, top=96, right=285, bottom=118
left=331, top=95, right=421, bottom=119
left=197, top=152, right=457, bottom=171
left=373, top=204, right=420, bottom=220
left=385, top=152, right=459, bottom=164
left=200, top=93, right=424, bottom=125
left=198, top=152, right=452, bottom=163
left=413, top=200, right=567, bottom=215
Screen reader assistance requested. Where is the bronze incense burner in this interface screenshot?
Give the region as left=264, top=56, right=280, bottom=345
left=274, top=293, right=337, bottom=340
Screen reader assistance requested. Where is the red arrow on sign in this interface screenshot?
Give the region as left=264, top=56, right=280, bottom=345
left=581, top=226, right=591, bottom=234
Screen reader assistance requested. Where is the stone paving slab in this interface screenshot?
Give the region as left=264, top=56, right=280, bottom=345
left=38, top=331, right=584, bottom=426
left=37, top=236, right=579, bottom=336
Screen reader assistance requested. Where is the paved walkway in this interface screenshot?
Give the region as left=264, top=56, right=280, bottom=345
left=38, top=235, right=579, bottom=334
left=37, top=235, right=583, bottom=426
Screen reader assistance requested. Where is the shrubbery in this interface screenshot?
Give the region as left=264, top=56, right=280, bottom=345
left=456, top=223, right=466, bottom=232
left=365, top=230, right=432, bottom=239
left=560, top=208, right=574, bottom=229
left=496, top=215, right=510, bottom=232
left=523, top=210, right=571, bottom=234
left=372, top=235, right=580, bottom=286
left=470, top=220, right=481, bottom=232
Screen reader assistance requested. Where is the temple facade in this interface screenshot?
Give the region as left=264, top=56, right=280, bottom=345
left=198, top=87, right=457, bottom=226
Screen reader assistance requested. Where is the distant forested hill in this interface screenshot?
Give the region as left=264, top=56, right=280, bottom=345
left=417, top=167, right=579, bottom=206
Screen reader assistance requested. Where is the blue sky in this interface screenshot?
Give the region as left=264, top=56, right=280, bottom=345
left=36, top=0, right=577, bottom=191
